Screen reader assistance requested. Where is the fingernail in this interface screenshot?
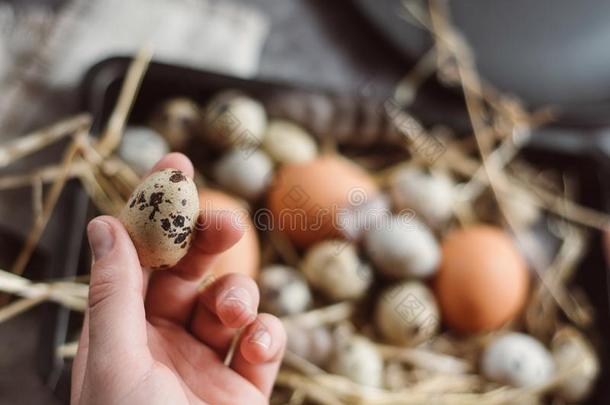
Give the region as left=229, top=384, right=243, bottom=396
left=87, top=219, right=114, bottom=262
left=218, top=287, right=254, bottom=325
left=250, top=326, right=271, bottom=349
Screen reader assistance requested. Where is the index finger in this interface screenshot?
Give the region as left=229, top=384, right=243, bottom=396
left=145, top=209, right=245, bottom=325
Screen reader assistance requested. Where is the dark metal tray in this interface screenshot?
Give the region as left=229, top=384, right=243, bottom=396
left=40, top=57, right=610, bottom=403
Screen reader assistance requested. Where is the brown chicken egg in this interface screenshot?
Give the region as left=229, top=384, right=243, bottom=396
left=267, top=155, right=379, bottom=248
left=434, top=225, right=529, bottom=333
left=199, top=189, right=260, bottom=278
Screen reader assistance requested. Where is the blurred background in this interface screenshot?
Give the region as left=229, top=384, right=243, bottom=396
left=0, top=0, right=609, bottom=403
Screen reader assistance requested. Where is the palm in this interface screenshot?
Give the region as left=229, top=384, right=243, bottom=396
left=143, top=322, right=266, bottom=404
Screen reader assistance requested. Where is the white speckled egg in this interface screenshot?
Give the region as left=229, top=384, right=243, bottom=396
left=389, top=166, right=455, bottom=228
left=150, top=98, right=201, bottom=150
left=202, top=90, right=267, bottom=149
left=259, top=265, right=312, bottom=316
left=552, top=327, right=599, bottom=402
left=329, top=336, right=383, bottom=387
left=375, top=281, right=440, bottom=345
left=285, top=324, right=334, bottom=366
left=481, top=332, right=555, bottom=388
left=118, top=126, right=169, bottom=175
left=120, top=169, right=199, bottom=269
left=213, top=148, right=273, bottom=200
left=337, top=194, right=391, bottom=241
left=363, top=215, right=440, bottom=279
left=301, top=240, right=372, bottom=301
left=262, top=120, right=318, bottom=163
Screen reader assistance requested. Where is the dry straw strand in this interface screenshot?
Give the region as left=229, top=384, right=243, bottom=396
left=96, top=44, right=153, bottom=156
left=9, top=131, right=86, bottom=278
left=0, top=114, right=91, bottom=168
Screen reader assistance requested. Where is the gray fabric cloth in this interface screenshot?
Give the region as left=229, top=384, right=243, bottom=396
left=0, top=0, right=269, bottom=136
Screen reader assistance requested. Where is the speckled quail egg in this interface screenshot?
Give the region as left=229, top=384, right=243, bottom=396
left=329, top=336, right=383, bottom=387
left=552, top=327, right=599, bottom=403
left=375, top=281, right=440, bottom=346
left=118, top=126, right=169, bottom=176
left=337, top=194, right=391, bottom=241
left=388, top=166, right=455, bottom=228
left=363, top=215, right=440, bottom=279
left=262, top=120, right=318, bottom=164
left=259, top=265, right=312, bottom=316
left=481, top=332, right=555, bottom=388
left=120, top=169, right=199, bottom=269
left=202, top=90, right=267, bottom=149
left=150, top=98, right=201, bottom=150
left=301, top=240, right=372, bottom=301
left=213, top=148, right=273, bottom=201
left=285, top=324, right=334, bottom=367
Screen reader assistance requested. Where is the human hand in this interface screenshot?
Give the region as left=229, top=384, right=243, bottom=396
left=71, top=153, right=286, bottom=405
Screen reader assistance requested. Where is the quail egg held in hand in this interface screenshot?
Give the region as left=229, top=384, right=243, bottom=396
left=120, top=169, right=199, bottom=269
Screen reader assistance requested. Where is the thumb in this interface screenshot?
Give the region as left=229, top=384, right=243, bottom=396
left=86, top=216, right=150, bottom=369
